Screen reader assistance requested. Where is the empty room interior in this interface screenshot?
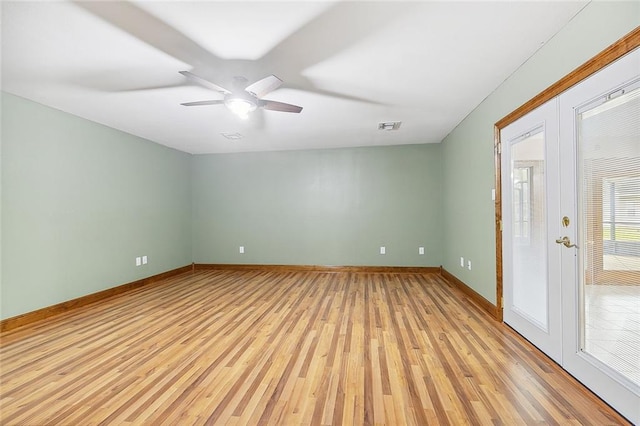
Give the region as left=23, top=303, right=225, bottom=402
left=1, top=1, right=639, bottom=425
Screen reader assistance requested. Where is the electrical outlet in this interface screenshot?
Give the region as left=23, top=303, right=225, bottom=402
left=380, top=246, right=386, bottom=255
left=467, top=260, right=472, bottom=270
left=418, top=247, right=424, bottom=255
left=142, top=255, right=148, bottom=265
left=460, top=257, right=464, bottom=267
left=136, top=257, right=141, bottom=266
left=239, top=246, right=245, bottom=254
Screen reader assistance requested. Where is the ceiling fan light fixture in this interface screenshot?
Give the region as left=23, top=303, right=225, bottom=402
left=225, top=98, right=257, bottom=119
left=180, top=72, right=303, bottom=116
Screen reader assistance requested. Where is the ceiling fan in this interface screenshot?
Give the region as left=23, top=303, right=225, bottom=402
left=179, top=71, right=303, bottom=119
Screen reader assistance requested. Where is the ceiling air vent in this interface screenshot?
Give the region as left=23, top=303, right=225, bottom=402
left=378, top=121, right=402, bottom=131
left=221, top=132, right=243, bottom=140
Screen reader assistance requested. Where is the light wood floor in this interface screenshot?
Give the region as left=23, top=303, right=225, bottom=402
left=0, top=270, right=629, bottom=425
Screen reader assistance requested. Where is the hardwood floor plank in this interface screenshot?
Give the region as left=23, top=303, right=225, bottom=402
left=0, top=270, right=631, bottom=425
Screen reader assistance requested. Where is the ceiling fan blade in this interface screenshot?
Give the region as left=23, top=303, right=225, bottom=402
left=179, top=71, right=231, bottom=95
left=181, top=100, right=225, bottom=106
left=258, top=3, right=414, bottom=81
left=244, top=75, right=283, bottom=98
left=261, top=100, right=303, bottom=113
left=287, top=79, right=385, bottom=105
left=75, top=2, right=224, bottom=71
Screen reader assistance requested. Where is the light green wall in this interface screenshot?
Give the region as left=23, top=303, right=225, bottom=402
left=1, top=93, right=192, bottom=319
left=441, top=2, right=640, bottom=303
left=192, top=144, right=442, bottom=266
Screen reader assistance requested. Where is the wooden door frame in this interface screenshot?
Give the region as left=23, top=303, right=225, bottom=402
left=493, top=27, right=640, bottom=322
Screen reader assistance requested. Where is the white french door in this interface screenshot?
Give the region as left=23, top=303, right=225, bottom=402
left=559, top=49, right=639, bottom=424
left=501, top=99, right=563, bottom=363
left=502, top=48, right=640, bottom=423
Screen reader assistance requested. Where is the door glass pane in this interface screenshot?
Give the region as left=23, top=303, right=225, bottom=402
left=511, top=129, right=548, bottom=329
left=602, top=176, right=640, bottom=270
left=578, top=82, right=640, bottom=386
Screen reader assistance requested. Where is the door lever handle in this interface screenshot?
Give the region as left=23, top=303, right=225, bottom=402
left=555, top=236, right=578, bottom=248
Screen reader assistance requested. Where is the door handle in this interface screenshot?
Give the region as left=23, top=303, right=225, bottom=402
left=555, top=236, right=578, bottom=248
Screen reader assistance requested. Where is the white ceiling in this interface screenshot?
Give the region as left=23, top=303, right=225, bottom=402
left=1, top=1, right=587, bottom=154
